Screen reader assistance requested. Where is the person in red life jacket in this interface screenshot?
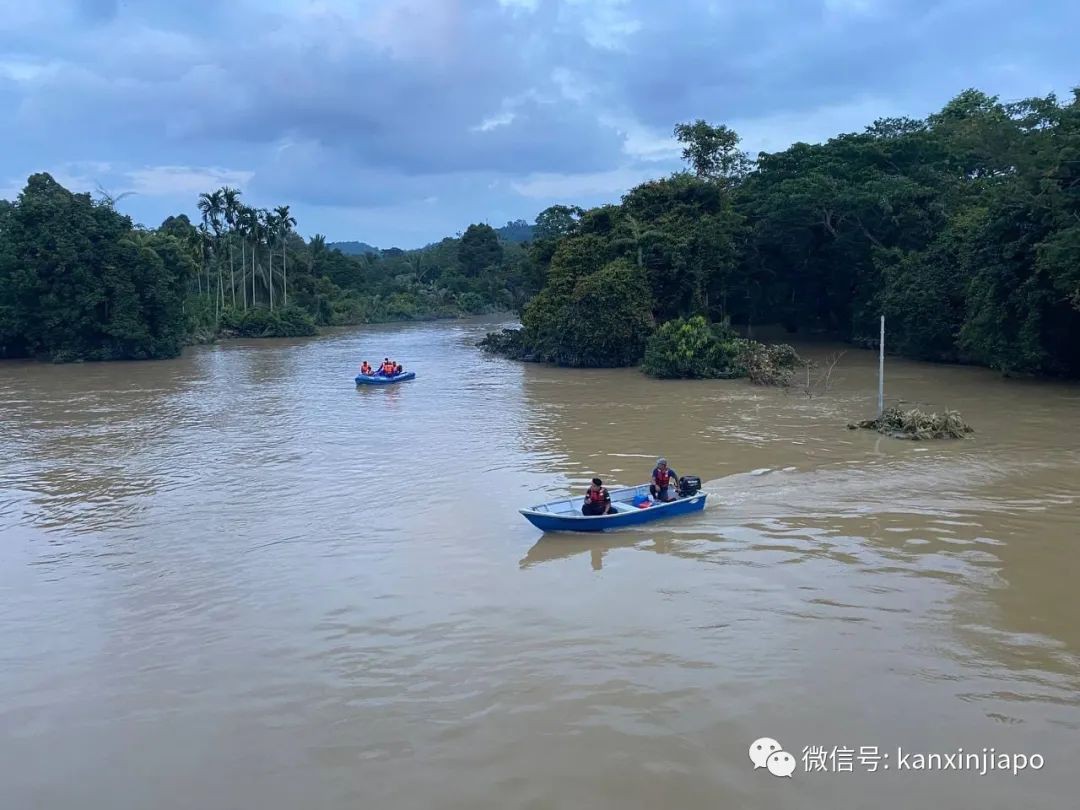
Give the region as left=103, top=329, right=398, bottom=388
left=360, top=361, right=373, bottom=376
left=581, top=477, right=612, bottom=516
left=649, top=458, right=678, bottom=502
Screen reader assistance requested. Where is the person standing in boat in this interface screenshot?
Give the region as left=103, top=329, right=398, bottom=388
left=582, top=478, right=613, bottom=516
left=650, top=458, right=678, bottom=502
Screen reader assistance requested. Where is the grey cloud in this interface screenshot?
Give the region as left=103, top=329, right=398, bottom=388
left=2, top=0, right=1076, bottom=247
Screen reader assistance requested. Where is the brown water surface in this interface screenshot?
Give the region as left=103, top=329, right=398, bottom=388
left=2, top=317, right=1078, bottom=809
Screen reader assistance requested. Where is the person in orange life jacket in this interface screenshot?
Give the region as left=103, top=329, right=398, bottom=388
left=360, top=361, right=373, bottom=376
left=582, top=478, right=613, bottom=516
left=650, top=458, right=678, bottom=502
left=377, top=357, right=391, bottom=375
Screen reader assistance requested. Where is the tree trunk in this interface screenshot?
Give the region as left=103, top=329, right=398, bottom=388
left=229, top=238, right=235, bottom=309
left=241, top=240, right=247, bottom=310
left=283, top=239, right=288, bottom=306
left=268, top=244, right=274, bottom=311
left=252, top=242, right=257, bottom=308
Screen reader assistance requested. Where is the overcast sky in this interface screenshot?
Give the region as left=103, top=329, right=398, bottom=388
left=1, top=0, right=1075, bottom=248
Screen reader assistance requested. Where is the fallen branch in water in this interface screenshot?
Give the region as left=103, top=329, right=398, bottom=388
left=848, top=406, right=974, bottom=440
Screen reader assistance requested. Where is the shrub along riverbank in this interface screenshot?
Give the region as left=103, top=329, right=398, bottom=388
left=1, top=176, right=539, bottom=362
left=480, top=87, right=1080, bottom=380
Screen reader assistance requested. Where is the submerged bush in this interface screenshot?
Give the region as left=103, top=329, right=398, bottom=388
left=739, top=341, right=802, bottom=386
left=641, top=315, right=801, bottom=384
left=642, top=316, right=739, bottom=378
left=849, top=406, right=974, bottom=439
left=478, top=328, right=533, bottom=360
left=219, top=306, right=317, bottom=338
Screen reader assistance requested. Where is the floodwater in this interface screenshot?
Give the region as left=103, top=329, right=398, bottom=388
left=1, top=317, right=1078, bottom=810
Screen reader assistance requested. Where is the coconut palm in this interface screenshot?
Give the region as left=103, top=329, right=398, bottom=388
left=274, top=205, right=296, bottom=306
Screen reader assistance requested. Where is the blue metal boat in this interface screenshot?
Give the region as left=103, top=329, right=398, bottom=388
left=520, top=483, right=708, bottom=533
left=355, top=371, right=416, bottom=386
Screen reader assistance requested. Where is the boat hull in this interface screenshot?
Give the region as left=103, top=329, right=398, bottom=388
left=520, top=485, right=707, bottom=533
left=355, top=372, right=416, bottom=386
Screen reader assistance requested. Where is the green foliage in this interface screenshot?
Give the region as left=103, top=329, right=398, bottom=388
left=0, top=174, right=190, bottom=361
left=673, top=120, right=752, bottom=183
left=488, top=86, right=1080, bottom=379
left=641, top=315, right=800, bottom=383
left=1, top=171, right=540, bottom=362
left=550, top=259, right=655, bottom=367
left=478, top=328, right=532, bottom=360
left=220, top=306, right=317, bottom=338
left=533, top=205, right=583, bottom=241
left=458, top=223, right=503, bottom=277
left=642, top=316, right=738, bottom=378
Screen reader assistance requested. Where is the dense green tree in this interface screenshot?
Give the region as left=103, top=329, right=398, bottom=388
left=673, top=120, right=752, bottom=184
left=485, top=86, right=1080, bottom=378
left=0, top=174, right=190, bottom=360
left=458, top=223, right=503, bottom=277
left=548, top=260, right=655, bottom=367
left=533, top=205, right=583, bottom=241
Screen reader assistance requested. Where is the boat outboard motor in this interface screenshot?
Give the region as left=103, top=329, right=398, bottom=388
left=677, top=476, right=701, bottom=498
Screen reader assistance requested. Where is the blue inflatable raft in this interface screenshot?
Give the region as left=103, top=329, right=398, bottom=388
left=355, top=371, right=416, bottom=386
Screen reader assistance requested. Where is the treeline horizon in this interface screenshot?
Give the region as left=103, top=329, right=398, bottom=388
left=3, top=84, right=1079, bottom=377
left=485, top=86, right=1080, bottom=379
left=0, top=176, right=539, bottom=361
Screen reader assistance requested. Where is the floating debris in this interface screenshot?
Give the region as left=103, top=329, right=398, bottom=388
left=848, top=406, right=974, bottom=440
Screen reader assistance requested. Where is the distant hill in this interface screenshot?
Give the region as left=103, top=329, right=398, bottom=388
left=329, top=219, right=534, bottom=256
left=328, top=240, right=380, bottom=256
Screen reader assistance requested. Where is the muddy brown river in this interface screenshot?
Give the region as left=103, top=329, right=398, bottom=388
left=2, top=317, right=1078, bottom=809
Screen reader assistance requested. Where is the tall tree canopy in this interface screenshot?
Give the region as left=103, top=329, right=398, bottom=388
left=487, top=87, right=1080, bottom=377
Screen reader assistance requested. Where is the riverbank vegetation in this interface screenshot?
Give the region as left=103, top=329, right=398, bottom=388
left=638, top=315, right=802, bottom=384
left=850, top=406, right=974, bottom=440
left=483, top=87, right=1080, bottom=379
left=0, top=177, right=537, bottom=361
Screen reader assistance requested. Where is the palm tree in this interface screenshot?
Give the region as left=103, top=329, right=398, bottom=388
left=274, top=205, right=296, bottom=306
left=236, top=204, right=251, bottom=310
left=261, top=209, right=278, bottom=310
left=239, top=206, right=260, bottom=308
left=617, top=214, right=663, bottom=268
left=197, top=190, right=225, bottom=315
left=221, top=187, right=242, bottom=309
left=309, top=233, right=327, bottom=261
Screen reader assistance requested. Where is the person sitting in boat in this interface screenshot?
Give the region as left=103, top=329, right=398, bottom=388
left=360, top=361, right=373, bottom=376
left=394, top=362, right=403, bottom=374
left=378, top=358, right=391, bottom=375
left=582, top=478, right=613, bottom=516
left=650, top=458, right=678, bottom=502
